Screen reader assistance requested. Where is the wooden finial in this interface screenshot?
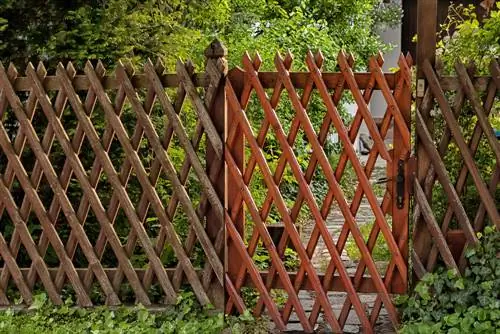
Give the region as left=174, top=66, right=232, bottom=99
left=205, top=39, right=227, bottom=59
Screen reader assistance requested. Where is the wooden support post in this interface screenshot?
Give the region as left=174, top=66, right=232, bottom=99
left=392, top=65, right=411, bottom=294
left=205, top=39, right=227, bottom=309
left=224, top=61, right=245, bottom=286
left=413, top=0, right=437, bottom=282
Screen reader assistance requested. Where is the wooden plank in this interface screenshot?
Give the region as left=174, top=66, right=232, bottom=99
left=12, top=73, right=208, bottom=91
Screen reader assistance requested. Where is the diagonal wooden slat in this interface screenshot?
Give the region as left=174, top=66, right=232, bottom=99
left=455, top=61, right=500, bottom=165
left=413, top=180, right=459, bottom=271
left=176, top=61, right=223, bottom=160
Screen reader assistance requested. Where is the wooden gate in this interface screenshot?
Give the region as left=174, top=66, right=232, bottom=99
left=224, top=51, right=412, bottom=332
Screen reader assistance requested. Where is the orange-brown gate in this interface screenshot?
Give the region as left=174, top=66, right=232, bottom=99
left=224, top=51, right=412, bottom=333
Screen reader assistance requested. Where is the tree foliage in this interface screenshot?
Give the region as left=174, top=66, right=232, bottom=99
left=1, top=0, right=401, bottom=69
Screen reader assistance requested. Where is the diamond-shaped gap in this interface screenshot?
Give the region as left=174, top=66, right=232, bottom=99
left=80, top=209, right=101, bottom=246
left=0, top=216, right=15, bottom=269
left=301, top=210, right=331, bottom=275
left=30, top=98, right=49, bottom=141
left=184, top=164, right=203, bottom=211
left=93, top=154, right=116, bottom=210
left=188, top=239, right=206, bottom=269
left=88, top=102, right=107, bottom=143
left=244, top=90, right=266, bottom=135
left=271, top=89, right=294, bottom=133
left=308, top=157, right=330, bottom=214
left=89, top=282, right=106, bottom=305
left=119, top=97, right=139, bottom=140
left=19, top=141, right=36, bottom=179
left=36, top=173, right=55, bottom=211
left=9, top=176, right=25, bottom=212
left=309, top=88, right=333, bottom=136
left=113, top=205, right=132, bottom=251
left=434, top=139, right=457, bottom=226
left=43, top=243, right=61, bottom=268
left=158, top=233, right=179, bottom=268
left=25, top=210, right=43, bottom=250
left=71, top=242, right=89, bottom=268
left=2, top=104, right=19, bottom=143
left=101, top=241, right=119, bottom=269
left=170, top=202, right=190, bottom=245
left=326, top=291, right=348, bottom=323
left=123, top=162, right=144, bottom=209
left=14, top=241, right=32, bottom=269
left=74, top=128, right=97, bottom=177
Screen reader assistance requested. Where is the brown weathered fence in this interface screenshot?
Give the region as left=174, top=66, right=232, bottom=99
left=0, top=37, right=498, bottom=333
left=0, top=41, right=226, bottom=308
left=412, top=58, right=500, bottom=278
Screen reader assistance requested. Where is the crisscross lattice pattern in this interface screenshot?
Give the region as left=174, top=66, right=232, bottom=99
left=224, top=51, right=412, bottom=332
left=413, top=58, right=500, bottom=278
left=0, top=48, right=225, bottom=308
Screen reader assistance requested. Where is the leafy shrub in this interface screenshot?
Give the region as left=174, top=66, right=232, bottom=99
left=397, top=226, right=500, bottom=333
left=0, top=290, right=269, bottom=334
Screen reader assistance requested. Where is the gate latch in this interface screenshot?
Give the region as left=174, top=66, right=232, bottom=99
left=396, top=159, right=405, bottom=209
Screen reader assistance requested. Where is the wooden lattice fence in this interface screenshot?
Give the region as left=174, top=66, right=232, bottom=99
left=0, top=41, right=226, bottom=308
left=413, top=58, right=500, bottom=278
left=0, top=38, right=498, bottom=333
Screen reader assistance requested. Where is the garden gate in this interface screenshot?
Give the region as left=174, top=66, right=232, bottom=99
left=224, top=49, right=412, bottom=332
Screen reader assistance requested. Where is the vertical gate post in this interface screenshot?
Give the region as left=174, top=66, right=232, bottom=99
left=223, top=54, right=245, bottom=285
left=204, top=39, right=228, bottom=309
left=414, top=0, right=437, bottom=281
left=392, top=62, right=412, bottom=294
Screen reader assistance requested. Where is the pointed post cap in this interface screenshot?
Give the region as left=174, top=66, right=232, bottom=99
left=205, top=39, right=227, bottom=59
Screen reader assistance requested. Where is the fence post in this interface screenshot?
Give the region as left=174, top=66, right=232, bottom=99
left=413, top=0, right=437, bottom=282
left=204, top=39, right=227, bottom=309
